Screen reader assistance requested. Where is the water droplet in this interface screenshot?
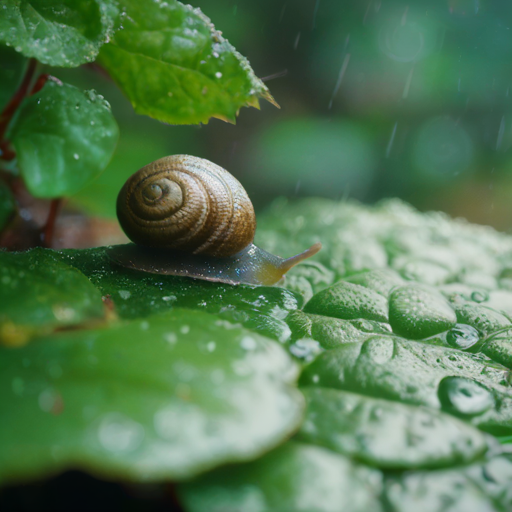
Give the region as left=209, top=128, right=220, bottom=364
left=98, top=413, right=144, bottom=453
left=118, top=290, right=131, bottom=300
left=240, top=336, right=257, bottom=350
left=438, top=376, right=494, bottom=416
left=73, top=153, right=79, bottom=160
left=471, top=291, right=489, bottom=303
left=180, top=325, right=190, bottom=334
left=289, top=338, right=322, bottom=362
left=215, top=71, right=222, bottom=78
left=164, top=332, right=177, bottom=344
left=446, top=324, right=480, bottom=350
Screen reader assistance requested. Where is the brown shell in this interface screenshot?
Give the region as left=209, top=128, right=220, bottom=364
left=116, top=155, right=256, bottom=258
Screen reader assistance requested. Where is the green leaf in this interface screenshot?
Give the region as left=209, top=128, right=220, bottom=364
left=384, top=466, right=500, bottom=512
left=0, top=0, right=118, bottom=67
left=298, top=387, right=488, bottom=469
left=300, top=336, right=512, bottom=434
left=0, top=44, right=26, bottom=111
left=7, top=80, right=119, bottom=198
left=455, top=303, right=511, bottom=336
left=303, top=281, right=390, bottom=323
left=0, top=180, right=15, bottom=231
left=0, top=249, right=105, bottom=346
left=286, top=310, right=391, bottom=349
left=388, top=285, right=457, bottom=339
left=177, top=442, right=384, bottom=512
left=97, top=0, right=276, bottom=124
left=55, top=246, right=301, bottom=343
left=0, top=309, right=303, bottom=485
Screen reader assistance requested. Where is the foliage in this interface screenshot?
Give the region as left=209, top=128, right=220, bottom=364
left=3, top=199, right=512, bottom=510
left=2, top=1, right=512, bottom=511
left=0, top=0, right=274, bottom=203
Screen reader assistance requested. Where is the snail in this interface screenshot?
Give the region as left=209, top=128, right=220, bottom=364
left=107, top=155, right=321, bottom=286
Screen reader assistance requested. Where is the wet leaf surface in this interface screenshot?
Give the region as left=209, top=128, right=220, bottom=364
left=0, top=249, right=105, bottom=346
left=55, top=246, right=301, bottom=343
left=0, top=309, right=303, bottom=485
left=177, top=441, right=384, bottom=512
left=0, top=0, right=117, bottom=67
left=7, top=80, right=119, bottom=198
left=97, top=0, right=276, bottom=124
left=4, top=198, right=512, bottom=509
left=298, top=387, right=488, bottom=469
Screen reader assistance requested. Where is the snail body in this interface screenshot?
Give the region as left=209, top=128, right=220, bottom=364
left=108, top=155, right=321, bottom=286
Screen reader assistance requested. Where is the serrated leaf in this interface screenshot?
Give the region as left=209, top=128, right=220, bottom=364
left=7, top=80, right=119, bottom=198
left=97, top=0, right=276, bottom=124
left=0, top=0, right=118, bottom=67
left=0, top=309, right=303, bottom=486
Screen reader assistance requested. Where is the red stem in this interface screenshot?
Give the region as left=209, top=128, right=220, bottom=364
left=41, top=198, right=62, bottom=248
left=30, top=73, right=50, bottom=96
left=0, top=58, right=37, bottom=143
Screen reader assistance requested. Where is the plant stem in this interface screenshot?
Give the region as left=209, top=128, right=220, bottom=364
left=30, top=73, right=50, bottom=95
left=0, top=58, right=37, bottom=144
left=41, top=198, right=62, bottom=248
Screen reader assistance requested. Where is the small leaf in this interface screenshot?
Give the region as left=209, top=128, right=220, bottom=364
left=0, top=249, right=105, bottom=346
left=0, top=0, right=118, bottom=67
left=0, top=309, right=303, bottom=484
left=97, top=0, right=276, bottom=124
left=177, top=442, right=383, bottom=512
left=7, top=80, right=119, bottom=198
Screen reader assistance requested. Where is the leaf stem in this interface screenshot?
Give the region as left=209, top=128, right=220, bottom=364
left=0, top=58, right=37, bottom=145
left=41, top=198, right=63, bottom=248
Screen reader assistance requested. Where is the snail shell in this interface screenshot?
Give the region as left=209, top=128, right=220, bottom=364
left=116, top=155, right=256, bottom=258
left=108, top=155, right=321, bottom=286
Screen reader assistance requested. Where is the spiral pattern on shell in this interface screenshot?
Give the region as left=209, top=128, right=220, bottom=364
left=116, top=155, right=256, bottom=257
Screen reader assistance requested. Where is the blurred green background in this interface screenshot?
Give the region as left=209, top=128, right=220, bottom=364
left=55, top=0, right=512, bottom=231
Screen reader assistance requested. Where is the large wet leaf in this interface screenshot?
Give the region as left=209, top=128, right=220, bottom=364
left=178, top=441, right=383, bottom=512
left=298, top=387, right=488, bottom=469
left=55, top=246, right=300, bottom=343
left=0, top=309, right=303, bottom=486
left=301, top=336, right=512, bottom=434
left=97, top=0, right=276, bottom=124
left=0, top=0, right=118, bottom=67
left=4, top=197, right=512, bottom=509
left=0, top=249, right=105, bottom=346
left=7, top=80, right=119, bottom=198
